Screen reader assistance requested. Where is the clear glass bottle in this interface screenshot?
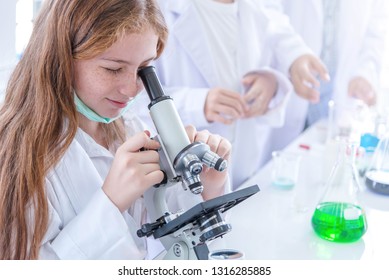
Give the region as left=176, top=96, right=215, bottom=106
left=311, top=141, right=367, bottom=242
left=358, top=132, right=380, bottom=177
left=364, top=133, right=389, bottom=195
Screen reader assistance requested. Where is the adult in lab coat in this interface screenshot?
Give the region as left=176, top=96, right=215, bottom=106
left=0, top=0, right=230, bottom=260
left=134, top=0, right=314, bottom=189
left=265, top=0, right=388, bottom=152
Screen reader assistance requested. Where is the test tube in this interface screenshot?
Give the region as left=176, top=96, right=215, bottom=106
left=326, top=99, right=335, bottom=143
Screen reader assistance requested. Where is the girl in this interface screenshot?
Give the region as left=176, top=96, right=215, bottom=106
left=0, top=0, right=230, bottom=260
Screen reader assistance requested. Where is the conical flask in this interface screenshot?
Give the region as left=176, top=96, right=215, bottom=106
left=311, top=140, right=367, bottom=242
left=364, top=133, right=389, bottom=195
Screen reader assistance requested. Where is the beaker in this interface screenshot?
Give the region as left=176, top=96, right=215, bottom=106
left=271, top=151, right=302, bottom=189
left=364, top=133, right=389, bottom=195
left=311, top=141, right=367, bottom=242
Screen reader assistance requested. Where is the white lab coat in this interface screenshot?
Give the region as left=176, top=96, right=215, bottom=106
left=265, top=0, right=388, bottom=152
left=134, top=0, right=295, bottom=189
left=39, top=112, right=203, bottom=259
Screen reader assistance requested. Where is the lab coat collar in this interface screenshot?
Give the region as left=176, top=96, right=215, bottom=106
left=75, top=128, right=114, bottom=159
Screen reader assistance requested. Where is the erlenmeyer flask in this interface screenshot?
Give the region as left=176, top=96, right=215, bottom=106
left=364, top=133, right=389, bottom=195
left=311, top=141, right=367, bottom=242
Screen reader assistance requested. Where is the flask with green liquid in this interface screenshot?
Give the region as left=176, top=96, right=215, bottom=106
left=311, top=140, right=367, bottom=242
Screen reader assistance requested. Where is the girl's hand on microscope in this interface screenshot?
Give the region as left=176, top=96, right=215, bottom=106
left=102, top=130, right=164, bottom=212
left=185, top=125, right=231, bottom=200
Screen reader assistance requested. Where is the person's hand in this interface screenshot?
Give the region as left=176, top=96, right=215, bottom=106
left=204, top=87, right=248, bottom=125
left=185, top=125, right=231, bottom=200
left=241, top=72, right=278, bottom=117
left=348, top=76, right=376, bottom=106
left=289, top=54, right=330, bottom=103
left=102, top=130, right=164, bottom=212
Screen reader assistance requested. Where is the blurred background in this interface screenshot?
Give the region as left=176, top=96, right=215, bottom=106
left=0, top=0, right=388, bottom=114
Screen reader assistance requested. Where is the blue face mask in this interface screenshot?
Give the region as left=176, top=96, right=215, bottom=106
left=74, top=92, right=135, bottom=123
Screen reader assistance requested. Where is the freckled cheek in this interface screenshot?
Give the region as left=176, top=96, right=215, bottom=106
left=136, top=78, right=144, bottom=94
left=79, top=71, right=112, bottom=99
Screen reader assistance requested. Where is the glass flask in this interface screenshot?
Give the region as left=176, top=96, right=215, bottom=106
left=311, top=141, right=367, bottom=242
left=364, top=133, right=389, bottom=195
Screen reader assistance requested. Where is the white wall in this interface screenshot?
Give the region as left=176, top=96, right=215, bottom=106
left=0, top=0, right=17, bottom=100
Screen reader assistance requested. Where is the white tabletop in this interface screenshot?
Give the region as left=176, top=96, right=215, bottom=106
left=211, top=121, right=389, bottom=260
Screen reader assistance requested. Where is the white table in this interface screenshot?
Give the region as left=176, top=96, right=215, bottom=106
left=211, top=122, right=389, bottom=260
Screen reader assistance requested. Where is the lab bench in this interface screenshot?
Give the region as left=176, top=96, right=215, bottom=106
left=211, top=121, right=389, bottom=260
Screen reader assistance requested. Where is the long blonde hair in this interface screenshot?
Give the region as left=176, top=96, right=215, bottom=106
left=0, top=0, right=167, bottom=259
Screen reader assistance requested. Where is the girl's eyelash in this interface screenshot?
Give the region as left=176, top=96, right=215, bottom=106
left=105, top=68, right=122, bottom=75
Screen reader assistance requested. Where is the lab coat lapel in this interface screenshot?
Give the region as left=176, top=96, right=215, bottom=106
left=235, top=1, right=265, bottom=76
left=337, top=0, right=351, bottom=72
left=169, top=3, right=218, bottom=86
left=307, top=0, right=323, bottom=55
left=337, top=0, right=369, bottom=61
left=57, top=133, right=106, bottom=214
left=311, top=0, right=323, bottom=21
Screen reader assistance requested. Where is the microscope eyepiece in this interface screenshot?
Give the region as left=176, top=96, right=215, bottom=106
left=138, top=66, right=165, bottom=101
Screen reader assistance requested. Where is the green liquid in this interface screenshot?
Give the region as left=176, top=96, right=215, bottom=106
left=311, top=202, right=367, bottom=242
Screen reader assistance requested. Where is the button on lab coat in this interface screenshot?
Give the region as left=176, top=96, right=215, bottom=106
left=134, top=0, right=296, bottom=189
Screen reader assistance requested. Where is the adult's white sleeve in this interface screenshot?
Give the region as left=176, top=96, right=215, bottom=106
left=258, top=0, right=314, bottom=75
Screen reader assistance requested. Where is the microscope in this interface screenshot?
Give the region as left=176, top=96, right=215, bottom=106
left=136, top=66, right=259, bottom=260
